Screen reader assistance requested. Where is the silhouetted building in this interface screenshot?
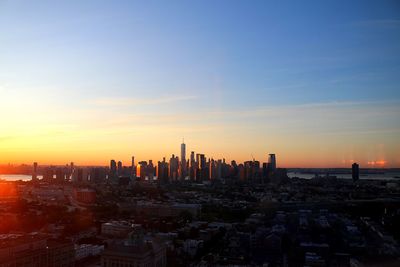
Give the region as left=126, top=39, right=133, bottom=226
left=238, top=164, right=245, bottom=180
left=262, top=162, right=268, bottom=180
left=209, top=159, right=216, bottom=180
left=73, top=188, right=96, bottom=204
left=244, top=160, right=260, bottom=181
left=110, top=160, right=117, bottom=175
left=190, top=151, right=195, bottom=168
left=268, top=154, right=276, bottom=171
left=72, top=168, right=89, bottom=184
left=196, top=153, right=207, bottom=181
left=117, top=161, right=123, bottom=175
left=169, top=155, right=179, bottom=181
left=131, top=156, right=135, bottom=178
left=134, top=160, right=156, bottom=181
left=189, top=151, right=196, bottom=180
left=32, top=162, right=38, bottom=181
left=352, top=163, right=359, bottom=181
left=0, top=234, right=74, bottom=267
left=101, top=229, right=166, bottom=267
left=90, top=167, right=107, bottom=184
left=68, top=162, right=74, bottom=181
left=230, top=160, right=239, bottom=179
left=157, top=158, right=169, bottom=183
left=217, top=159, right=223, bottom=179
left=147, top=160, right=155, bottom=181
left=137, top=161, right=147, bottom=180
left=55, top=168, right=65, bottom=183
left=43, top=168, right=54, bottom=182
left=181, top=140, right=186, bottom=179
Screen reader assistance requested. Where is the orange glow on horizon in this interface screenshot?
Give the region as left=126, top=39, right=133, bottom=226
left=1, top=96, right=399, bottom=168
left=367, top=160, right=387, bottom=167
left=0, top=152, right=397, bottom=169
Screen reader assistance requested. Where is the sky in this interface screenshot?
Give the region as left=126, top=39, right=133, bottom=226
left=0, top=0, right=399, bottom=168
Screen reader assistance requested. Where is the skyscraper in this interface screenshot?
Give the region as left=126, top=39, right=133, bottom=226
left=110, top=160, right=117, bottom=183
left=268, top=154, right=276, bottom=171
left=110, top=160, right=117, bottom=174
left=196, top=153, right=206, bottom=181
left=148, top=160, right=155, bottom=181
left=189, top=151, right=196, bottom=180
left=117, top=161, right=123, bottom=175
left=136, top=161, right=147, bottom=180
left=69, top=162, right=74, bottom=181
left=209, top=159, right=216, bottom=180
left=131, top=156, right=135, bottom=178
left=157, top=157, right=169, bottom=182
left=32, top=162, right=38, bottom=181
left=55, top=168, right=65, bottom=183
left=180, top=140, right=186, bottom=179
left=169, top=154, right=179, bottom=181
left=190, top=151, right=195, bottom=168
left=352, top=163, right=359, bottom=181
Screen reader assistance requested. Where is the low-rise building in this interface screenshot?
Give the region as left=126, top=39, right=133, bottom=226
left=73, top=187, right=96, bottom=204
left=102, top=230, right=166, bottom=267
left=101, top=221, right=138, bottom=238
left=0, top=234, right=74, bottom=267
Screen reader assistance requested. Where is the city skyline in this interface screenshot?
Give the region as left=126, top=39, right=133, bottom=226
left=0, top=139, right=395, bottom=169
left=1, top=1, right=399, bottom=167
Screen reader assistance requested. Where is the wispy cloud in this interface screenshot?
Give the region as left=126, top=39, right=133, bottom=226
left=206, top=100, right=400, bottom=118
left=83, top=100, right=400, bottom=132
left=91, top=95, right=198, bottom=106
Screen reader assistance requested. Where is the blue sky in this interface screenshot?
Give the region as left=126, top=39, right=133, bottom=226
left=2, top=0, right=399, bottom=103
left=0, top=0, right=399, bottom=166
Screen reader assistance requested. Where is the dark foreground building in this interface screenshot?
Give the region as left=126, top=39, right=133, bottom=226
left=0, top=234, right=74, bottom=267
left=101, top=230, right=166, bottom=267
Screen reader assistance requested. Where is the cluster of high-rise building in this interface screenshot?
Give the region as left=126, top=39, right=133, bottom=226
left=108, top=141, right=281, bottom=184
left=31, top=141, right=281, bottom=185
left=32, top=161, right=76, bottom=183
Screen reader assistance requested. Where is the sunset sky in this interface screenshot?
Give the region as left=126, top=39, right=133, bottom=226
left=0, top=0, right=399, bottom=167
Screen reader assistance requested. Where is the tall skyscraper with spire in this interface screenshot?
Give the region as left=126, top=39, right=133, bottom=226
left=181, top=139, right=186, bottom=179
